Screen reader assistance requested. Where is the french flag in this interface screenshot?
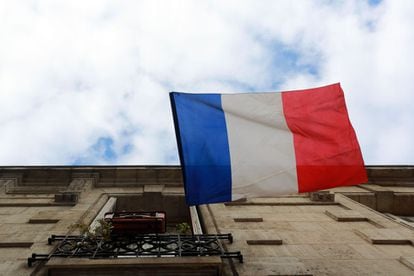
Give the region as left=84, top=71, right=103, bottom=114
left=170, top=83, right=367, bottom=206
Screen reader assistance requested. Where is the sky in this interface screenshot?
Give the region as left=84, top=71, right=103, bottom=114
left=0, top=0, right=413, bottom=165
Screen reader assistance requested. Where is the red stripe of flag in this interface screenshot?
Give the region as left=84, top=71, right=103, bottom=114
left=281, top=83, right=367, bottom=192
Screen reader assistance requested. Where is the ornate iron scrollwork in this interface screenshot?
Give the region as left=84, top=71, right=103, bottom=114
left=28, top=233, right=243, bottom=267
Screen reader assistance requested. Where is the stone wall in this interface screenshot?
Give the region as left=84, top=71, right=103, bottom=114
left=199, top=191, right=414, bottom=275
left=0, top=166, right=413, bottom=275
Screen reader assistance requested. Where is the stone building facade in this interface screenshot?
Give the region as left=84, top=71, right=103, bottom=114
left=0, top=166, right=413, bottom=275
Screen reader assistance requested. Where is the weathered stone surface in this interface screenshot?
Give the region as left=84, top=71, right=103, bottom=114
left=54, top=192, right=79, bottom=203
left=89, top=197, right=116, bottom=231
left=143, top=184, right=164, bottom=193
left=0, top=247, right=32, bottom=261
left=28, top=209, right=66, bottom=224
left=311, top=244, right=362, bottom=259
left=46, top=256, right=222, bottom=276
left=355, top=228, right=413, bottom=244
left=393, top=194, right=414, bottom=216
left=0, top=166, right=413, bottom=275
left=373, top=244, right=414, bottom=259
left=0, top=242, right=33, bottom=248
left=162, top=186, right=184, bottom=195
left=400, top=256, right=414, bottom=270
left=310, top=191, right=335, bottom=202
left=347, top=243, right=389, bottom=259
left=234, top=218, right=263, bottom=222
left=246, top=239, right=282, bottom=245
left=277, top=230, right=363, bottom=245
left=325, top=209, right=368, bottom=222
left=289, top=221, right=326, bottom=232
left=357, top=193, right=377, bottom=209
left=234, top=256, right=311, bottom=276
left=285, top=244, right=323, bottom=259
left=28, top=219, right=59, bottom=224
left=318, top=221, right=376, bottom=232
left=303, top=259, right=414, bottom=276
left=376, top=191, right=394, bottom=213
left=359, top=184, right=392, bottom=192
left=367, top=166, right=414, bottom=180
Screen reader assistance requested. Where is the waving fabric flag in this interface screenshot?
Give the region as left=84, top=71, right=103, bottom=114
left=170, top=83, right=367, bottom=206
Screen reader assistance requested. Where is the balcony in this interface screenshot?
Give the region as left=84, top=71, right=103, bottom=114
left=28, top=233, right=242, bottom=275
left=28, top=209, right=242, bottom=275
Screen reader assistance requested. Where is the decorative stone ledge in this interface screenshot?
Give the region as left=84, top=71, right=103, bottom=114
left=310, top=191, right=335, bottom=202
left=225, top=202, right=341, bottom=206
left=28, top=218, right=60, bottom=224
left=54, top=192, right=79, bottom=203
left=6, top=186, right=64, bottom=195
left=144, top=185, right=164, bottom=193
left=0, top=166, right=184, bottom=188
left=0, top=202, right=76, bottom=207
left=46, top=256, right=222, bottom=276
left=355, top=229, right=413, bottom=245
left=246, top=239, right=283, bottom=245
left=325, top=210, right=368, bottom=222
left=0, top=242, right=33, bottom=248
left=367, top=166, right=414, bottom=185
left=234, top=218, right=263, bottom=222
left=400, top=256, right=414, bottom=271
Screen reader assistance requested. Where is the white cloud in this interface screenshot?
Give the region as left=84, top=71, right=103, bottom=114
left=0, top=0, right=413, bottom=165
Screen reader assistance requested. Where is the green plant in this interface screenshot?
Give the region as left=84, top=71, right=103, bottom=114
left=70, top=219, right=113, bottom=240
left=93, top=219, right=113, bottom=240
left=176, top=222, right=191, bottom=234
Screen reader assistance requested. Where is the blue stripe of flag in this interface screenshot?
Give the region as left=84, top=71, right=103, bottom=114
left=170, top=92, right=232, bottom=205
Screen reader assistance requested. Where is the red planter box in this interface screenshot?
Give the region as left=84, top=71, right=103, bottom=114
left=104, top=211, right=166, bottom=234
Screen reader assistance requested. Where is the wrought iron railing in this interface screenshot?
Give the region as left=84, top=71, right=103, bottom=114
left=28, top=233, right=243, bottom=267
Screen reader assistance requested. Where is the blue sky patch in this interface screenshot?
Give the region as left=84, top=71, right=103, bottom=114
left=368, top=0, right=382, bottom=6
left=122, top=143, right=133, bottom=155
left=264, top=42, right=320, bottom=89
left=93, top=137, right=117, bottom=160
left=73, top=136, right=117, bottom=164
left=271, top=45, right=319, bottom=77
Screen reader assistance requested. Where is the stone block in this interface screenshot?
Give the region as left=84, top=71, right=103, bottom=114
left=115, top=169, right=137, bottom=183
left=376, top=191, right=394, bottom=213
left=355, top=229, right=412, bottom=245
left=235, top=256, right=311, bottom=276
left=29, top=210, right=61, bottom=224
left=368, top=167, right=413, bottom=178
left=0, top=207, right=27, bottom=215
left=54, top=192, right=78, bottom=203
left=162, top=186, right=184, bottom=195
left=234, top=218, right=263, bottom=222
left=46, top=256, right=222, bottom=276
left=246, top=239, right=283, bottom=245
left=310, top=191, right=335, bottom=202
left=143, top=185, right=164, bottom=193
left=400, top=256, right=414, bottom=270
left=279, top=230, right=361, bottom=245
left=311, top=244, right=362, bottom=260
left=358, top=193, right=376, bottom=209
left=136, top=168, right=157, bottom=184
left=28, top=218, right=59, bottom=224
left=392, top=194, right=414, bottom=216
left=373, top=244, right=414, bottom=259
left=0, top=242, right=33, bottom=248
left=359, top=184, right=391, bottom=192
left=303, top=259, right=414, bottom=275
left=156, top=168, right=183, bottom=185
left=325, top=209, right=368, bottom=222
left=289, top=221, right=326, bottom=232
left=347, top=243, right=388, bottom=259
left=285, top=245, right=322, bottom=259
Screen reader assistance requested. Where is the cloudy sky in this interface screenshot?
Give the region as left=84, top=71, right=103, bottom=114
left=0, top=0, right=413, bottom=165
